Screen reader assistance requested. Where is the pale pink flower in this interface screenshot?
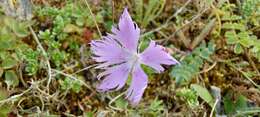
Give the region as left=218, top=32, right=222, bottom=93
left=90, top=8, right=179, bottom=105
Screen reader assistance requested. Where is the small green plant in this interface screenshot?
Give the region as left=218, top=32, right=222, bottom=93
left=16, top=47, right=40, bottom=75
left=241, top=0, right=260, bottom=19
left=221, top=1, right=260, bottom=61
left=0, top=16, right=32, bottom=88
left=146, top=98, right=164, bottom=115
left=223, top=93, right=248, bottom=115
left=36, top=2, right=104, bottom=68
left=131, top=98, right=164, bottom=116
left=37, top=2, right=103, bottom=28
left=176, top=88, right=199, bottom=108
left=224, top=29, right=260, bottom=58
left=170, top=42, right=215, bottom=85
left=59, top=77, right=82, bottom=93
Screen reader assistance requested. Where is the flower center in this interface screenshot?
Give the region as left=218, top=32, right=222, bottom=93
left=127, top=52, right=140, bottom=67
left=132, top=52, right=140, bottom=63
left=127, top=52, right=140, bottom=73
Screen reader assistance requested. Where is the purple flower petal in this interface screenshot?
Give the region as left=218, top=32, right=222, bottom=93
left=90, top=36, right=130, bottom=68
left=109, top=8, right=140, bottom=52
left=97, top=62, right=131, bottom=92
left=90, top=8, right=179, bottom=106
left=140, top=41, right=179, bottom=73
left=126, top=63, right=148, bottom=105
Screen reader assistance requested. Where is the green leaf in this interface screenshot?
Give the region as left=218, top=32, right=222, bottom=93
left=60, top=77, right=71, bottom=91
left=239, top=38, right=252, bottom=47
left=235, top=95, right=248, bottom=111
left=4, top=70, right=19, bottom=88
left=222, top=14, right=242, bottom=21
left=104, top=20, right=113, bottom=30
left=4, top=17, right=29, bottom=38
left=191, top=84, right=214, bottom=107
left=60, top=77, right=82, bottom=93
left=134, top=0, right=143, bottom=23
left=139, top=38, right=152, bottom=52
left=1, top=57, right=17, bottom=69
left=176, top=88, right=199, bottom=108
left=237, top=32, right=250, bottom=40
left=0, top=37, right=16, bottom=50
left=142, top=64, right=156, bottom=77
left=241, top=0, right=259, bottom=17
left=71, top=80, right=82, bottom=93
left=13, top=25, right=29, bottom=38
left=0, top=104, right=12, bottom=117
left=76, top=17, right=85, bottom=26
left=148, top=98, right=164, bottom=112
left=225, top=31, right=238, bottom=44
left=115, top=98, right=128, bottom=109
left=170, top=42, right=215, bottom=85
left=200, top=49, right=210, bottom=59
left=0, top=89, right=12, bottom=117
left=84, top=111, right=94, bottom=117
left=222, top=23, right=245, bottom=31
left=234, top=43, right=243, bottom=54
left=224, top=93, right=235, bottom=114
left=38, top=30, right=52, bottom=40
left=223, top=94, right=248, bottom=115
left=0, top=107, right=10, bottom=116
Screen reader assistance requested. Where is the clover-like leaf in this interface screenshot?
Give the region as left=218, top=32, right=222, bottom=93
left=234, top=43, right=243, bottom=54
left=1, top=57, right=17, bottom=69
